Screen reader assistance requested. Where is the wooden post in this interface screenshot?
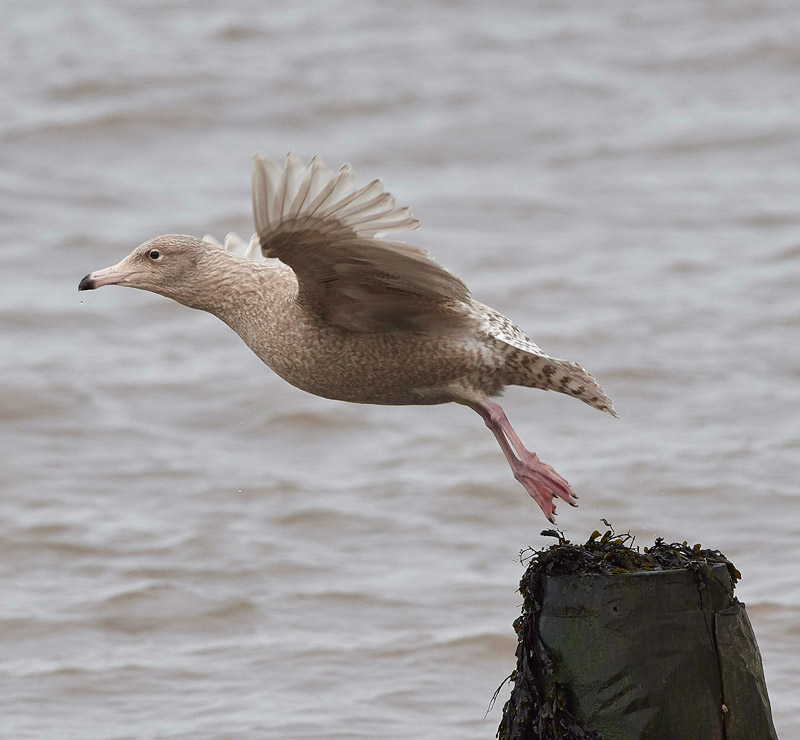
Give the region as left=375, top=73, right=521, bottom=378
left=497, top=529, right=777, bottom=740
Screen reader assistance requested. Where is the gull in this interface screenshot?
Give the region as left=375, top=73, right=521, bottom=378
left=79, top=153, right=617, bottom=521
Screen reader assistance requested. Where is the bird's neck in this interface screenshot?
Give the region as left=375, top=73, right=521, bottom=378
left=176, top=248, right=269, bottom=318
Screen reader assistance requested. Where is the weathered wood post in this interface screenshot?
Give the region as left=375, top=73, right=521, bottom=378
left=497, top=527, right=777, bottom=740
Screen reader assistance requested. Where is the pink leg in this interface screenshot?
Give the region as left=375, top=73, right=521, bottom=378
left=467, top=398, right=577, bottom=522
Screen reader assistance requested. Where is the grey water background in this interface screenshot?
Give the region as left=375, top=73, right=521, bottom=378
left=2, top=1, right=799, bottom=737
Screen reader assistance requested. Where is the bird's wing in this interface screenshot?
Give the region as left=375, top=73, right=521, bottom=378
left=471, top=301, right=546, bottom=355
left=250, top=153, right=471, bottom=333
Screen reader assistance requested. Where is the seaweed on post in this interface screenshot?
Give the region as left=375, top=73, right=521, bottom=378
left=496, top=523, right=774, bottom=740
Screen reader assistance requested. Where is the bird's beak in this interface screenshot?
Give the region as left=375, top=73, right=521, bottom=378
left=78, top=264, right=126, bottom=291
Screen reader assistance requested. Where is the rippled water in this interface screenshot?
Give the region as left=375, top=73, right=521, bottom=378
left=3, top=1, right=799, bottom=737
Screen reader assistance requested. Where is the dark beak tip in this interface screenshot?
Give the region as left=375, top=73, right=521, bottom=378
left=78, top=274, right=95, bottom=292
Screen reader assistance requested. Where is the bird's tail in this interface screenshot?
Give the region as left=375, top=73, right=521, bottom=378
left=510, top=350, right=618, bottom=417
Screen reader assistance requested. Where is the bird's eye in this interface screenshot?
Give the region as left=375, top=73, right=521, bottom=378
left=148, top=249, right=163, bottom=261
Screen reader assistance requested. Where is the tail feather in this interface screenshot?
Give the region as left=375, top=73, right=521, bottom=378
left=512, top=350, right=618, bottom=417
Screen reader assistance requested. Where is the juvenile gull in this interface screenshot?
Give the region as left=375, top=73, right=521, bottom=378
left=79, top=153, right=617, bottom=522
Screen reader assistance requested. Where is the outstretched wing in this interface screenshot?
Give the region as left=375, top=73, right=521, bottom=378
left=250, top=153, right=471, bottom=333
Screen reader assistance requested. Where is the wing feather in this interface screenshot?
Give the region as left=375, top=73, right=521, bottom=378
left=272, top=151, right=302, bottom=224
left=250, top=153, right=470, bottom=333
left=302, top=164, right=359, bottom=223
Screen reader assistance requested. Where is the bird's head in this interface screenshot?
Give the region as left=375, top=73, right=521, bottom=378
left=78, top=234, right=218, bottom=307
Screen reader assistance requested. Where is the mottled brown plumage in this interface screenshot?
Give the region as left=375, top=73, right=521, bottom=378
left=79, top=153, right=617, bottom=521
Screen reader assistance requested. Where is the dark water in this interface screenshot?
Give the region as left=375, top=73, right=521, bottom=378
left=2, top=1, right=799, bottom=737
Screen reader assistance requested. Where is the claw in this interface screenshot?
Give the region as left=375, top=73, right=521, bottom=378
left=512, top=457, right=578, bottom=520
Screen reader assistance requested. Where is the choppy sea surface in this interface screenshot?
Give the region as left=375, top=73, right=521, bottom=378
left=2, top=1, right=799, bottom=737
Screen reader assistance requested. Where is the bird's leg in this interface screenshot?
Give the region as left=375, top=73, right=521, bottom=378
left=467, top=398, right=578, bottom=522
